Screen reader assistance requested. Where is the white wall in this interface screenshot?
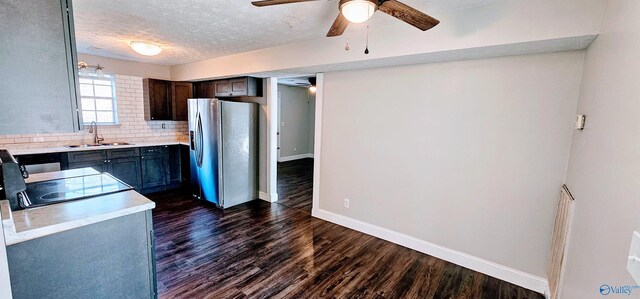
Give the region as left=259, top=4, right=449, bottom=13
left=277, top=84, right=315, bottom=159
left=561, top=1, right=640, bottom=298
left=78, top=54, right=171, bottom=80
left=0, top=75, right=188, bottom=149
left=318, top=51, right=585, bottom=278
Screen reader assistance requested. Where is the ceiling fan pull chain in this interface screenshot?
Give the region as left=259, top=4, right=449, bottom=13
left=345, top=34, right=350, bottom=51
left=364, top=25, right=370, bottom=54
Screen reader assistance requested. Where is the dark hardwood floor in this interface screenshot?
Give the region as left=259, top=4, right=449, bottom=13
left=150, top=191, right=543, bottom=299
left=277, top=158, right=314, bottom=213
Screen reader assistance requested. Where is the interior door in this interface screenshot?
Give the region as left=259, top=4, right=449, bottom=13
left=198, top=99, right=221, bottom=206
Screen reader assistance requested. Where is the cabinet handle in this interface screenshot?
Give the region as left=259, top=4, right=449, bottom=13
left=141, top=157, right=144, bottom=159
left=104, top=160, right=107, bottom=163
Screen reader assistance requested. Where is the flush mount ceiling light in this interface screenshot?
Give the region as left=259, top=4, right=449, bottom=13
left=340, top=0, right=377, bottom=23
left=129, top=41, right=163, bottom=56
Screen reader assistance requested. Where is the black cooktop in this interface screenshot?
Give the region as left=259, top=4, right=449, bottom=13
left=25, top=173, right=133, bottom=208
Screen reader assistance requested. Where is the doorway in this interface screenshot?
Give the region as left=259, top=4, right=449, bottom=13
left=274, top=76, right=317, bottom=213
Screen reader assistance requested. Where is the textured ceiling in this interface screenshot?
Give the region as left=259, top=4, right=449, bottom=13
left=73, top=0, right=504, bottom=66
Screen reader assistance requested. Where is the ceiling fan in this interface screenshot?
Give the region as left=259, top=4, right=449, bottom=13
left=251, top=0, right=440, bottom=37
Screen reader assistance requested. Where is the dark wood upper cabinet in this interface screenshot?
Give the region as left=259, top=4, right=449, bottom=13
left=214, top=80, right=231, bottom=97
left=144, top=79, right=192, bottom=121
left=146, top=77, right=261, bottom=120
left=230, top=78, right=249, bottom=95
left=214, top=77, right=261, bottom=97
left=144, top=78, right=172, bottom=121
left=172, top=82, right=193, bottom=121
left=193, top=81, right=215, bottom=98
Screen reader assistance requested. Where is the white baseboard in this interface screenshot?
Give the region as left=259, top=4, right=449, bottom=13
left=544, top=286, right=551, bottom=299
left=278, top=153, right=314, bottom=162
left=312, top=208, right=549, bottom=295
left=258, top=191, right=278, bottom=203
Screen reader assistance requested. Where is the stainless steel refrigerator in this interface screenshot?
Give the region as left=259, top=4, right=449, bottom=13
left=188, top=98, right=258, bottom=208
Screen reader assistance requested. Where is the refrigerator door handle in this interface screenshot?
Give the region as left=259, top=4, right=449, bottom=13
left=194, top=112, right=200, bottom=166
left=196, top=112, right=204, bottom=167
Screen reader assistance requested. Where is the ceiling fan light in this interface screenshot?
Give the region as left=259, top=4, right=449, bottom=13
left=129, top=41, right=163, bottom=56
left=340, top=0, right=376, bottom=24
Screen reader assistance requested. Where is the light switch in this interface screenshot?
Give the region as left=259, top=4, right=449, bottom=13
left=627, top=231, right=640, bottom=284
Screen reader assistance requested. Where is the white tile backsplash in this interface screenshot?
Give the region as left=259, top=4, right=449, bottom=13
left=1, top=75, right=188, bottom=150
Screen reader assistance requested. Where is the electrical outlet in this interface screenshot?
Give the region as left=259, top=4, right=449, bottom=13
left=344, top=198, right=350, bottom=208
left=281, top=121, right=285, bottom=127
left=294, top=147, right=297, bottom=152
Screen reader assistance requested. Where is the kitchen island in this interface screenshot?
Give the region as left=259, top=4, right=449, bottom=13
left=0, top=168, right=157, bottom=299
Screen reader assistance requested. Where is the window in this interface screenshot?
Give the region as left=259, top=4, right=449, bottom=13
left=79, top=74, right=118, bottom=124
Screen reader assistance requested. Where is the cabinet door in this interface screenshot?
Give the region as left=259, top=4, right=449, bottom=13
left=108, top=157, right=142, bottom=191
left=167, top=145, right=182, bottom=185
left=67, top=150, right=107, bottom=163
left=172, top=82, right=193, bottom=121
left=229, top=78, right=248, bottom=96
left=145, top=79, right=172, bottom=120
left=141, top=155, right=167, bottom=189
left=214, top=80, right=231, bottom=97
left=0, top=0, right=81, bottom=134
left=68, top=160, right=108, bottom=173
left=107, top=148, right=140, bottom=159
left=193, top=81, right=215, bottom=98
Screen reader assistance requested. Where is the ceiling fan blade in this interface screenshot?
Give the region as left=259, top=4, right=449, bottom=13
left=326, top=13, right=348, bottom=37
left=252, top=0, right=321, bottom=7
left=378, top=0, right=440, bottom=31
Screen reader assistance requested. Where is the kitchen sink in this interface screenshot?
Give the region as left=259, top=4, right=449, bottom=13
left=65, top=142, right=133, bottom=148
left=66, top=144, right=102, bottom=148
left=101, top=142, right=133, bottom=146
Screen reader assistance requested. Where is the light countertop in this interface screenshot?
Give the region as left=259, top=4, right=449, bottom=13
left=8, top=140, right=190, bottom=156
left=1, top=168, right=155, bottom=246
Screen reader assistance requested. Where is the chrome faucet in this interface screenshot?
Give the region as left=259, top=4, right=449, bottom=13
left=88, top=121, right=104, bottom=144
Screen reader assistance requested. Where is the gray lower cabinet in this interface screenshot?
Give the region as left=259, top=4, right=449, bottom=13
left=141, top=154, right=167, bottom=189
left=109, top=157, right=142, bottom=191
left=7, top=211, right=157, bottom=299
left=67, top=159, right=108, bottom=173
left=168, top=145, right=182, bottom=185
left=61, top=145, right=182, bottom=194
left=0, top=0, right=81, bottom=134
